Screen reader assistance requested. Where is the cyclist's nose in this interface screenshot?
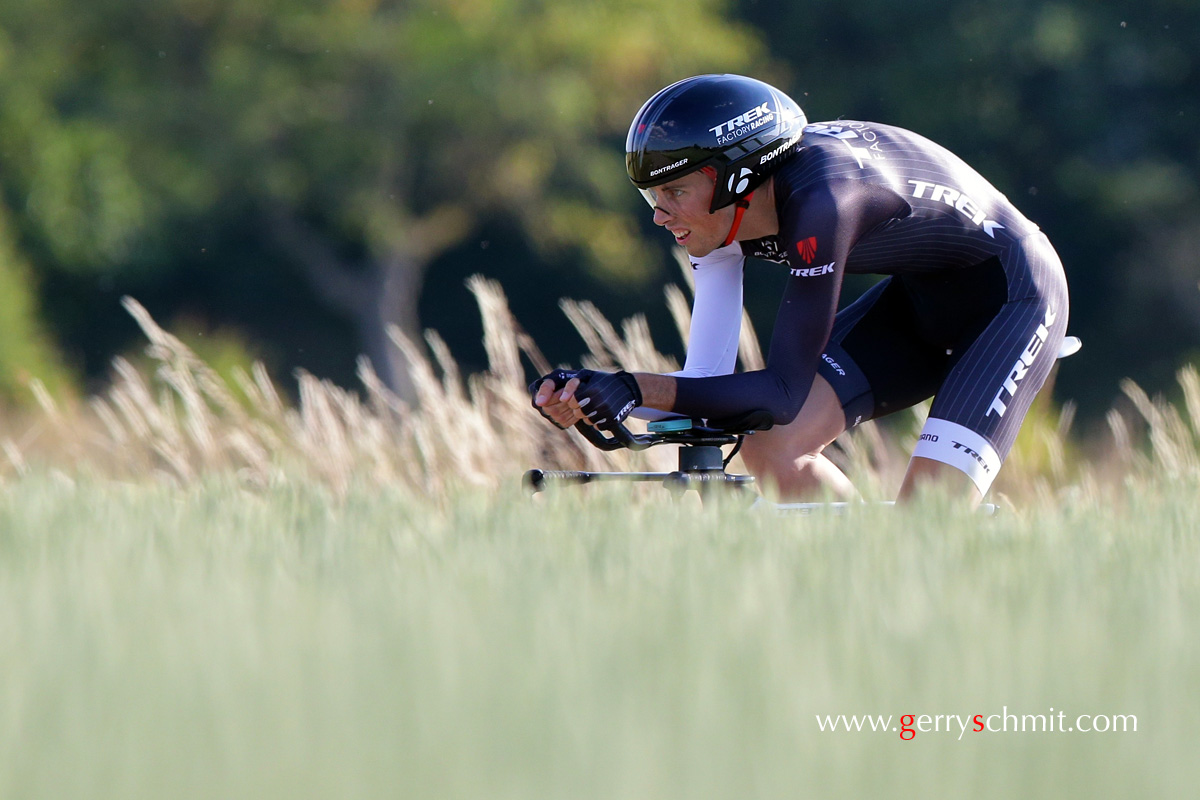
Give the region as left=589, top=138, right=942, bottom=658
left=652, top=206, right=670, bottom=226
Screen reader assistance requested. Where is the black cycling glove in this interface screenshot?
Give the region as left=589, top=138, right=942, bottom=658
left=572, top=369, right=643, bottom=430
left=529, top=368, right=643, bottom=431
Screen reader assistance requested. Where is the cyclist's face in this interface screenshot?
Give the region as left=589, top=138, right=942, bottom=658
left=641, top=170, right=733, bottom=257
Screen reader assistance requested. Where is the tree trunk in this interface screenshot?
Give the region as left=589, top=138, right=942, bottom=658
left=269, top=212, right=431, bottom=404
left=357, top=253, right=426, bottom=403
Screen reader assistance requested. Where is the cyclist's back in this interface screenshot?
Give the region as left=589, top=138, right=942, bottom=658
left=764, top=120, right=1041, bottom=274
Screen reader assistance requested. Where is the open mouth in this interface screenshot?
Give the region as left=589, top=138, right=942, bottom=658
left=672, top=229, right=691, bottom=244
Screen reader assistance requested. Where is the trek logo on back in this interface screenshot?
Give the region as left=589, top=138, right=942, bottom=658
left=908, top=180, right=1005, bottom=238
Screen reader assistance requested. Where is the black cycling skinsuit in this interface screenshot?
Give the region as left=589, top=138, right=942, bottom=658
left=671, top=121, right=1069, bottom=494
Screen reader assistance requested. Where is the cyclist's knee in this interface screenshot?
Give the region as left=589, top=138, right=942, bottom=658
left=741, top=433, right=827, bottom=473
left=740, top=377, right=845, bottom=470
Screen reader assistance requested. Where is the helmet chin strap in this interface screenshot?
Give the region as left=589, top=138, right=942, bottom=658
left=699, top=167, right=752, bottom=248
left=721, top=192, right=754, bottom=248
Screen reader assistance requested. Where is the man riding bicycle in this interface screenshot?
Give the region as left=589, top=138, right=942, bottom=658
left=532, top=74, right=1069, bottom=506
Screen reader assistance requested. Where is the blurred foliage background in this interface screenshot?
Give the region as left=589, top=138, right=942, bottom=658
left=1, top=0, right=1197, bottom=425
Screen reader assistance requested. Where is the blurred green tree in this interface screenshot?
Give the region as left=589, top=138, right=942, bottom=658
left=0, top=207, right=72, bottom=402
left=0, top=0, right=768, bottom=398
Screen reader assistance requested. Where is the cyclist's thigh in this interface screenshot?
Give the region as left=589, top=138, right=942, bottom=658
left=817, top=276, right=951, bottom=430
left=914, top=233, right=1069, bottom=494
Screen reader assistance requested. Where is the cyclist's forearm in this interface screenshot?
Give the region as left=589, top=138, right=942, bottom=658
left=632, top=373, right=677, bottom=413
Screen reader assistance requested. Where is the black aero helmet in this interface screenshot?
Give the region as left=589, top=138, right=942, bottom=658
left=626, top=74, right=807, bottom=213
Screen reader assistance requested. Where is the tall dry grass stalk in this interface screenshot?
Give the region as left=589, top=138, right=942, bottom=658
left=18, top=277, right=694, bottom=495
left=1109, top=365, right=1200, bottom=480
left=10, top=262, right=1197, bottom=502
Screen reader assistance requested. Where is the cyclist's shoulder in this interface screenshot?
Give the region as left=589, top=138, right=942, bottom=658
left=786, top=119, right=945, bottom=169
left=777, top=119, right=1004, bottom=207
left=773, top=120, right=912, bottom=191
left=794, top=119, right=926, bottom=154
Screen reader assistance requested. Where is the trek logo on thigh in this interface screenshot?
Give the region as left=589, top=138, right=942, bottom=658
left=913, top=418, right=1002, bottom=496
left=986, top=307, right=1058, bottom=418
left=951, top=440, right=991, bottom=474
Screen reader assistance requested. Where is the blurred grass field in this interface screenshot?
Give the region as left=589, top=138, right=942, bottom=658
left=2, top=475, right=1198, bottom=798
left=2, top=284, right=1199, bottom=797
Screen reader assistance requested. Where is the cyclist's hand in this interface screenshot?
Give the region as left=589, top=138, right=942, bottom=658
left=530, top=369, right=584, bottom=429
left=573, top=370, right=643, bottom=430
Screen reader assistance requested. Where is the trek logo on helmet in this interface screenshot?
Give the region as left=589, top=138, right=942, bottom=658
left=710, top=102, right=775, bottom=144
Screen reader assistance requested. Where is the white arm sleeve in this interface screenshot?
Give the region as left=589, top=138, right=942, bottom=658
left=671, top=242, right=745, bottom=379
left=630, top=243, right=745, bottom=420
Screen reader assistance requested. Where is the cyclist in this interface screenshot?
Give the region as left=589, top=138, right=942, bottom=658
left=532, top=74, right=1069, bottom=505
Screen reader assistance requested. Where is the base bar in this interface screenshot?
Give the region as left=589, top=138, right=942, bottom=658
left=523, top=469, right=672, bottom=493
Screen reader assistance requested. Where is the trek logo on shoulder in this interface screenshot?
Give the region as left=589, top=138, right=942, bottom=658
left=796, top=237, right=818, bottom=264
left=908, top=180, right=1005, bottom=238
left=791, top=262, right=835, bottom=278
left=710, top=102, right=774, bottom=144
left=986, top=307, right=1058, bottom=418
